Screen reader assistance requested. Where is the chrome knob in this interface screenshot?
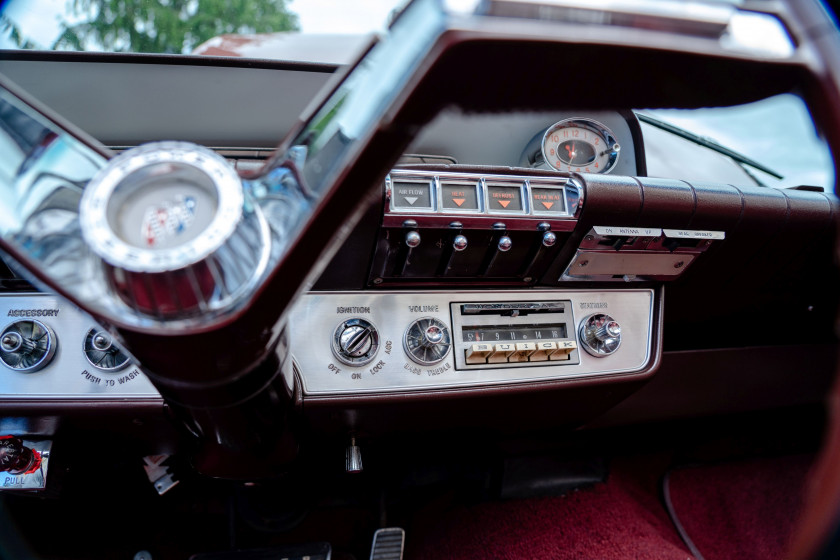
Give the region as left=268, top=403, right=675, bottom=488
left=83, top=328, right=132, bottom=371
left=498, top=236, right=512, bottom=252
left=404, top=317, right=452, bottom=365
left=595, top=320, right=621, bottom=342
left=346, top=438, right=363, bottom=473
left=0, top=320, right=57, bottom=372
left=405, top=230, right=421, bottom=248
left=79, top=141, right=270, bottom=320
left=453, top=235, right=468, bottom=251
left=542, top=231, right=557, bottom=247
left=332, top=318, right=379, bottom=366
left=579, top=314, right=622, bottom=357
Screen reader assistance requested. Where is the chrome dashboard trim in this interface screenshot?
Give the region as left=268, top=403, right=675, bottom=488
left=383, top=170, right=583, bottom=231
left=0, top=294, right=159, bottom=400
left=289, top=289, right=654, bottom=396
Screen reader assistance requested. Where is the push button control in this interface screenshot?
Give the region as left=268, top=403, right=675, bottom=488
left=510, top=342, right=536, bottom=362
left=550, top=340, right=578, bottom=361
left=466, top=343, right=493, bottom=364
left=488, top=343, right=515, bottom=363
left=529, top=341, right=557, bottom=362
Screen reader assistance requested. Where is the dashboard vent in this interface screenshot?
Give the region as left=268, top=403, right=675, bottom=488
left=110, top=146, right=275, bottom=174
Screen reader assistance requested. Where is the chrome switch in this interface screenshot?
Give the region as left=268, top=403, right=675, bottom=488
left=332, top=318, right=380, bottom=366
left=0, top=320, right=57, bottom=372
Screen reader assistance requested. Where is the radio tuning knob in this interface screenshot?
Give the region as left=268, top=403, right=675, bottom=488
left=579, top=314, right=621, bottom=357
left=332, top=318, right=380, bottom=366
left=403, top=317, right=452, bottom=365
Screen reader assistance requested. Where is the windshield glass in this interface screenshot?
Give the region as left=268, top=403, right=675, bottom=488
left=0, top=0, right=834, bottom=190
left=0, top=0, right=403, bottom=54
left=645, top=95, right=834, bottom=190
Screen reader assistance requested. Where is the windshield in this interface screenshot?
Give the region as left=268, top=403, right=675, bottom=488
left=0, top=0, right=403, bottom=54
left=0, top=0, right=834, bottom=190
left=645, top=95, right=834, bottom=190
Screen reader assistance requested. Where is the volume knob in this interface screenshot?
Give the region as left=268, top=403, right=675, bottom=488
left=579, top=314, right=622, bottom=357
left=332, top=318, right=380, bottom=366
left=403, top=317, right=452, bottom=365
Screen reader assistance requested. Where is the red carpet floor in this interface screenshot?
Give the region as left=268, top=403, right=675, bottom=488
left=666, top=454, right=812, bottom=560
left=408, top=458, right=695, bottom=560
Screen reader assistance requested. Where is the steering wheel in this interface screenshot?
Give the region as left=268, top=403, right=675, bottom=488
left=1, top=0, right=840, bottom=556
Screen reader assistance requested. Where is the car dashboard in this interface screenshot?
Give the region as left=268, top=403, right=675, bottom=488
left=0, top=62, right=834, bottom=423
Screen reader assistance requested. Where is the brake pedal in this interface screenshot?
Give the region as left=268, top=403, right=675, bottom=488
left=370, top=527, right=404, bottom=560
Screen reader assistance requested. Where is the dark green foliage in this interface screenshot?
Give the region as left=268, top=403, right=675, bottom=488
left=1, top=13, right=39, bottom=49
left=53, top=0, right=299, bottom=53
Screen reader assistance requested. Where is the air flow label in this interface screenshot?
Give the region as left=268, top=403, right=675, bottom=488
left=391, top=181, right=433, bottom=209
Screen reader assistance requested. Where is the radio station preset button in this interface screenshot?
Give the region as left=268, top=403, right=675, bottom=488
left=488, top=343, right=516, bottom=363
left=391, top=180, right=433, bottom=209
left=550, top=340, right=577, bottom=361
left=463, top=340, right=577, bottom=365
left=466, top=343, right=493, bottom=364
left=510, top=342, right=537, bottom=362
left=530, top=341, right=556, bottom=361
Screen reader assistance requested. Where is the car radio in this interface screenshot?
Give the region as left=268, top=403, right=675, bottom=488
left=288, top=289, right=655, bottom=396
left=450, top=301, right=581, bottom=369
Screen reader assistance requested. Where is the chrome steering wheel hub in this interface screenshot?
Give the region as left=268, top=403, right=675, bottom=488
left=80, top=141, right=244, bottom=274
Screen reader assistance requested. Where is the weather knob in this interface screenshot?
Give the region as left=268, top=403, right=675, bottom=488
left=579, top=314, right=622, bottom=357
left=332, top=318, right=380, bottom=366
left=79, top=141, right=270, bottom=320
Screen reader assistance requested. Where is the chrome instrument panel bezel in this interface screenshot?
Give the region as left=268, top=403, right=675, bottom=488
left=384, top=171, right=583, bottom=229
left=289, top=289, right=654, bottom=396
left=541, top=118, right=620, bottom=174
left=79, top=142, right=244, bottom=274
left=0, top=294, right=159, bottom=400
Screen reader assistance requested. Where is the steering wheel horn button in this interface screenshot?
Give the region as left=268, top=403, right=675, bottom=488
left=79, top=141, right=271, bottom=319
